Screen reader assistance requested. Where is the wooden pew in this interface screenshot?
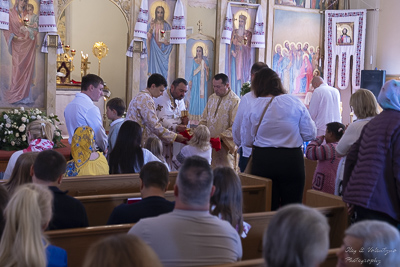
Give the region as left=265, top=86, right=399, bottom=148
left=241, top=206, right=345, bottom=260
left=78, top=182, right=271, bottom=226
left=47, top=205, right=345, bottom=266
left=207, top=248, right=340, bottom=267
left=47, top=224, right=134, bottom=267
left=59, top=172, right=179, bottom=196
left=303, top=157, right=318, bottom=203
left=305, top=189, right=348, bottom=248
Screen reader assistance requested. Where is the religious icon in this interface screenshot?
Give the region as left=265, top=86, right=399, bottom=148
left=275, top=0, right=306, bottom=8
left=0, top=0, right=45, bottom=107
left=336, top=22, right=354, bottom=46
left=226, top=4, right=257, bottom=97
left=185, top=33, right=214, bottom=125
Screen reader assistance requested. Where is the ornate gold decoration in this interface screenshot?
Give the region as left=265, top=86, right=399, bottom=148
left=81, top=51, right=91, bottom=79
left=92, top=42, right=109, bottom=76
left=56, top=45, right=76, bottom=84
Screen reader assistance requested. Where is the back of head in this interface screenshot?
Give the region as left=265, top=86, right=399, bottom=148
left=311, top=76, right=324, bottom=89
left=109, top=121, right=144, bottom=174
left=263, top=204, right=329, bottom=267
left=144, top=137, right=164, bottom=162
left=252, top=67, right=286, bottom=97
left=0, top=183, right=53, bottom=267
left=177, top=156, right=213, bottom=207
left=213, top=73, right=229, bottom=84
left=0, top=184, right=9, bottom=238
left=172, top=78, right=188, bottom=87
left=33, top=150, right=66, bottom=182
left=350, top=89, right=379, bottom=119
left=210, top=167, right=243, bottom=234
left=106, top=97, right=126, bottom=117
left=187, top=125, right=210, bottom=151
left=81, top=74, right=104, bottom=91
left=326, top=122, right=345, bottom=141
left=27, top=120, right=55, bottom=141
left=147, top=73, right=167, bottom=88
left=5, top=152, right=39, bottom=195
left=251, top=62, right=268, bottom=75
left=140, top=161, right=169, bottom=191
left=83, top=234, right=162, bottom=267
left=345, top=220, right=400, bottom=266
left=377, top=79, right=400, bottom=111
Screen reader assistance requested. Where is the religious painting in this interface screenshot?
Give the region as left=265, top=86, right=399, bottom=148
left=310, top=0, right=340, bottom=9
left=0, top=0, right=45, bottom=108
left=139, top=0, right=177, bottom=90
left=272, top=8, right=321, bottom=103
left=275, top=0, right=305, bottom=8
left=336, top=22, right=354, bottom=46
left=224, top=4, right=257, bottom=97
left=185, top=35, right=214, bottom=125
left=230, top=0, right=258, bottom=3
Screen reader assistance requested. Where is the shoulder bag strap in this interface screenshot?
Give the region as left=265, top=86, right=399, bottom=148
left=254, top=96, right=275, bottom=138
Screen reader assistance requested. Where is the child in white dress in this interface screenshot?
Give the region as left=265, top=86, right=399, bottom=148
left=172, top=125, right=211, bottom=169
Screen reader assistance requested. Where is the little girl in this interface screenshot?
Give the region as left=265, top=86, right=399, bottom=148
left=144, top=137, right=167, bottom=165
left=306, top=122, right=345, bottom=194
left=172, top=125, right=211, bottom=170
left=210, top=167, right=251, bottom=238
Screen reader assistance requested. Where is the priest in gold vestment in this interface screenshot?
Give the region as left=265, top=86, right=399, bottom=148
left=199, top=73, right=240, bottom=168
left=125, top=74, right=187, bottom=145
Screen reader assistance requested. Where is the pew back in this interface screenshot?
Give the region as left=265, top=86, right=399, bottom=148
left=207, top=248, right=340, bottom=267
left=78, top=182, right=271, bottom=226
left=305, top=189, right=348, bottom=248
left=59, top=172, right=179, bottom=196
left=47, top=205, right=345, bottom=266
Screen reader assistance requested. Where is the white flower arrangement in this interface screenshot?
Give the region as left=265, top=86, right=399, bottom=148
left=0, top=108, right=63, bottom=151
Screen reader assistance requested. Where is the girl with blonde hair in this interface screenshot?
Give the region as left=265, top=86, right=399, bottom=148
left=83, top=234, right=162, bottom=267
left=144, top=136, right=166, bottom=164
left=0, top=183, right=67, bottom=267
left=4, top=152, right=38, bottom=196
left=4, top=120, right=55, bottom=180
left=172, top=125, right=211, bottom=169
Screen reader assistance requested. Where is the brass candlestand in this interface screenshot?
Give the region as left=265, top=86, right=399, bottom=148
left=81, top=51, right=91, bottom=79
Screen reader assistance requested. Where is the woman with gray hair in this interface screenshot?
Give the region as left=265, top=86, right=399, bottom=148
left=263, top=204, right=329, bottom=267
left=337, top=220, right=400, bottom=267
left=343, top=80, right=400, bottom=227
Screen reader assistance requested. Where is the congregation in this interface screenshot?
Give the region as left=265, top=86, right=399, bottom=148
left=0, top=65, right=399, bottom=266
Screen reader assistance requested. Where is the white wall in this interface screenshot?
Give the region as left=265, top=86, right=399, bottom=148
left=68, top=0, right=128, bottom=103
left=351, top=0, right=400, bottom=75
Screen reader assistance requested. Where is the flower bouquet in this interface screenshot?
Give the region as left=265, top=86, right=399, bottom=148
left=240, top=82, right=251, bottom=97
left=0, top=108, right=63, bottom=151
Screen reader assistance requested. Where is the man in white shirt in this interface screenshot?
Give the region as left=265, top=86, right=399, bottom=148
left=233, top=62, right=267, bottom=172
left=129, top=156, right=242, bottom=267
left=64, top=74, right=108, bottom=152
left=308, top=76, right=341, bottom=136
left=154, top=78, right=188, bottom=168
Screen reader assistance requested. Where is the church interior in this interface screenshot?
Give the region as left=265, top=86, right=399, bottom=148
left=0, top=0, right=399, bottom=266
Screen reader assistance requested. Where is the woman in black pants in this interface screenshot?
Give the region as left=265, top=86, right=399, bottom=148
left=242, top=68, right=316, bottom=210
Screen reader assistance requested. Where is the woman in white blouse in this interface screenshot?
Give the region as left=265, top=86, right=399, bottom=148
left=108, top=121, right=169, bottom=174
left=242, top=67, right=316, bottom=211
left=334, top=89, right=379, bottom=195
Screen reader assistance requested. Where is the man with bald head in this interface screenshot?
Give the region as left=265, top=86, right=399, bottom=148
left=308, top=76, right=341, bottom=136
